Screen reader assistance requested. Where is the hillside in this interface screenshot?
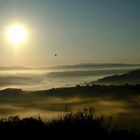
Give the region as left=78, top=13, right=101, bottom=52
left=96, top=69, right=140, bottom=84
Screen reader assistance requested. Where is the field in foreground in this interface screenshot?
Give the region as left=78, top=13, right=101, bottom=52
left=0, top=107, right=140, bottom=139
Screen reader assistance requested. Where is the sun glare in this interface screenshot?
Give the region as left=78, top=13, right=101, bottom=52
left=6, top=24, right=28, bottom=46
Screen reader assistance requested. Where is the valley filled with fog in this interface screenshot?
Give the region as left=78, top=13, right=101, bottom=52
left=0, top=64, right=139, bottom=90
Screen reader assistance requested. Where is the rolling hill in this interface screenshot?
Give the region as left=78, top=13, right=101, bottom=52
left=96, top=69, right=140, bottom=84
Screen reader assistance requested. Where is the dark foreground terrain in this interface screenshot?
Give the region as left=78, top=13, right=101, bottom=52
left=0, top=107, right=140, bottom=139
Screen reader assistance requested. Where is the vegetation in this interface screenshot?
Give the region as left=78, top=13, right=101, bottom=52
left=0, top=107, right=139, bottom=139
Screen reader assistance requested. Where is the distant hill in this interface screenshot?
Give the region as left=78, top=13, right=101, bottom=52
left=46, top=69, right=129, bottom=77
left=96, top=69, right=140, bottom=84
left=0, top=88, right=22, bottom=95
left=47, top=63, right=140, bottom=69
left=0, top=63, right=140, bottom=71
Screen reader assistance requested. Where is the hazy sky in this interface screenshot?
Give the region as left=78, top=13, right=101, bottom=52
left=0, top=0, right=140, bottom=66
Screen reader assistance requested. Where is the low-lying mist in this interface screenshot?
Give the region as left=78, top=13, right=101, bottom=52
left=0, top=64, right=139, bottom=90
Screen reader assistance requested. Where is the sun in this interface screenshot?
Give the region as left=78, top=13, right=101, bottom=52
left=6, top=24, right=28, bottom=46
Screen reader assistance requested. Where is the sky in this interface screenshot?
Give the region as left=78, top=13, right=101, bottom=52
left=0, top=0, right=140, bottom=66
